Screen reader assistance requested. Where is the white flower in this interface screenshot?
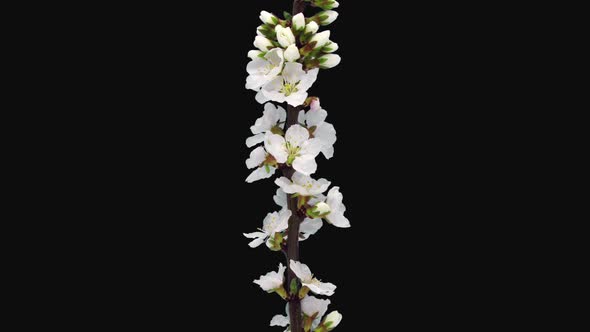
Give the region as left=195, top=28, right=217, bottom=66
left=313, top=202, right=331, bottom=215
left=260, top=10, right=279, bottom=25
left=284, top=44, right=301, bottom=62
left=270, top=314, right=289, bottom=327
left=305, top=22, right=319, bottom=35
left=275, top=25, right=296, bottom=48
left=305, top=21, right=319, bottom=35
left=310, top=30, right=331, bottom=49
left=323, top=311, right=343, bottom=330
left=265, top=124, right=323, bottom=175
left=299, top=99, right=337, bottom=159
left=260, top=63, right=319, bottom=106
left=273, top=187, right=288, bottom=209
left=245, top=146, right=276, bottom=183
left=246, top=103, right=286, bottom=147
left=246, top=48, right=284, bottom=91
left=301, top=296, right=331, bottom=329
left=247, top=50, right=264, bottom=60
left=317, top=10, right=339, bottom=25
left=275, top=172, right=331, bottom=196
left=299, top=218, right=323, bottom=241
left=319, top=54, right=341, bottom=69
left=273, top=189, right=322, bottom=241
left=324, top=187, right=350, bottom=228
left=290, top=260, right=337, bottom=296
left=322, top=42, right=339, bottom=53
left=243, top=209, right=292, bottom=248
left=270, top=304, right=291, bottom=329
left=254, top=263, right=286, bottom=291
left=254, top=35, right=274, bottom=52
left=292, top=13, right=306, bottom=32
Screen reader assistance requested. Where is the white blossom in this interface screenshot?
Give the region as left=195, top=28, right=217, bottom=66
left=324, top=186, right=350, bottom=228
left=244, top=209, right=292, bottom=248
left=275, top=172, right=331, bottom=196
left=322, top=42, right=339, bottom=53
left=248, top=50, right=264, bottom=60
left=246, top=103, right=286, bottom=147
left=270, top=314, right=290, bottom=327
left=284, top=44, right=301, bottom=62
left=305, top=21, right=319, bottom=35
left=273, top=187, right=288, bottom=209
left=310, top=31, right=331, bottom=49
left=260, top=11, right=279, bottom=25
left=319, top=54, right=341, bottom=69
left=299, top=218, right=323, bottom=241
left=254, top=35, right=274, bottom=52
left=301, top=296, right=331, bottom=330
left=265, top=124, right=322, bottom=175
left=246, top=48, right=284, bottom=91
left=299, top=99, right=337, bottom=159
left=292, top=13, right=306, bottom=32
left=290, top=260, right=337, bottom=296
left=317, top=10, right=339, bottom=25
left=245, top=146, right=276, bottom=183
left=260, top=63, right=319, bottom=106
left=323, top=311, right=343, bottom=330
left=275, top=25, right=296, bottom=48
left=313, top=202, right=331, bottom=215
left=273, top=189, right=322, bottom=241
left=254, top=263, right=286, bottom=291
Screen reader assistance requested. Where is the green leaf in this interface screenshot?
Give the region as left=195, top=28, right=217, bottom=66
left=283, top=11, right=292, bottom=20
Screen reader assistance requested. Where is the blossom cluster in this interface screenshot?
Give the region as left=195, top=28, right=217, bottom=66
left=246, top=7, right=341, bottom=106
left=244, top=3, right=347, bottom=331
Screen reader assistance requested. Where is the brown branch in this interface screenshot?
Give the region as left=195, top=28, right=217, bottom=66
left=279, top=3, right=308, bottom=332
left=283, top=105, right=305, bottom=332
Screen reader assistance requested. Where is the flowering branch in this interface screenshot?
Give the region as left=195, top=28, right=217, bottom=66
left=244, top=0, right=347, bottom=331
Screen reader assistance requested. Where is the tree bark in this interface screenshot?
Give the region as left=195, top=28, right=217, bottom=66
left=284, top=3, right=308, bottom=331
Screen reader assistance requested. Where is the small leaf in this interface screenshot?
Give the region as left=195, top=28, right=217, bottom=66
left=283, top=11, right=292, bottom=20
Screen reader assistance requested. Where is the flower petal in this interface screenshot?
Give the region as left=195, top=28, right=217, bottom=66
left=246, top=166, right=276, bottom=183
left=305, top=280, right=337, bottom=296
left=264, top=132, right=288, bottom=163
left=290, top=260, right=313, bottom=282
left=245, top=133, right=265, bottom=148
left=292, top=154, right=317, bottom=176
left=285, top=124, right=310, bottom=148
left=270, top=315, right=290, bottom=327
left=246, top=146, right=267, bottom=169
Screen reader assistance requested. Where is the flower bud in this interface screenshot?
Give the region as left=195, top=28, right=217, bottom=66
left=312, top=0, right=340, bottom=10
left=322, top=311, right=343, bottom=330
left=322, top=41, right=339, bottom=53
left=307, top=202, right=331, bottom=219
left=318, top=54, right=341, bottom=69
left=292, top=13, right=306, bottom=32
left=257, top=24, right=276, bottom=39
left=247, top=50, right=264, bottom=60
left=309, top=30, right=331, bottom=49
left=305, top=21, right=319, bottom=35
left=284, top=44, right=301, bottom=62
left=317, top=10, right=339, bottom=25
left=275, top=25, right=296, bottom=48
left=259, top=10, right=279, bottom=25
left=254, top=36, right=274, bottom=51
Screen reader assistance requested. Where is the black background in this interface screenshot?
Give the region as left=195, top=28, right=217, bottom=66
left=71, top=0, right=503, bottom=330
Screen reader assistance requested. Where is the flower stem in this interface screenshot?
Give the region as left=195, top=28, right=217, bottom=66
left=283, top=104, right=305, bottom=332
left=284, top=4, right=308, bottom=332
